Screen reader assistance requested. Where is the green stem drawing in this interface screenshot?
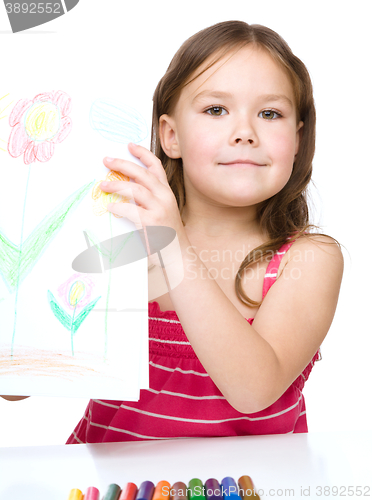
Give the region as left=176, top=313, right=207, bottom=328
left=70, top=302, right=77, bottom=356
left=104, top=210, right=113, bottom=361
left=11, top=164, right=31, bottom=358
left=83, top=225, right=135, bottom=360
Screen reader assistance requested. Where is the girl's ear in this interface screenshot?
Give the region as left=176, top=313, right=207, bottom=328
left=295, top=120, right=304, bottom=156
left=159, top=114, right=181, bottom=159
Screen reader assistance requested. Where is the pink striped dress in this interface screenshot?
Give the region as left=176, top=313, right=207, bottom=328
left=67, top=241, right=320, bottom=444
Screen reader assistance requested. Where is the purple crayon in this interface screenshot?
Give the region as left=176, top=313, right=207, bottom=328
left=204, top=479, right=221, bottom=500
left=136, top=481, right=155, bottom=500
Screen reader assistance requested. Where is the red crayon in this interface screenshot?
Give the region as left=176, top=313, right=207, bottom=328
left=119, top=483, right=138, bottom=500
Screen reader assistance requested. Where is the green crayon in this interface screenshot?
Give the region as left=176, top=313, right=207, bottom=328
left=188, top=479, right=206, bottom=500
left=104, top=484, right=122, bottom=500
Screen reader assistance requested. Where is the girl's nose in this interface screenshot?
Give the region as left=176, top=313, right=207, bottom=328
left=231, top=117, right=258, bottom=145
left=235, top=137, right=254, bottom=144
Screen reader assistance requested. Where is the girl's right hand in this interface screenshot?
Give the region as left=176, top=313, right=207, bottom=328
left=100, top=144, right=187, bottom=281
left=1, top=396, right=30, bottom=401
left=100, top=143, right=185, bottom=236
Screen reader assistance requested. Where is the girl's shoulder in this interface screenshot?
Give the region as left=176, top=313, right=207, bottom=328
left=278, top=233, right=344, bottom=281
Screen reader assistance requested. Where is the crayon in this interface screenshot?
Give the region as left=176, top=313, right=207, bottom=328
left=188, top=478, right=206, bottom=500
left=67, top=489, right=83, bottom=500
left=221, top=478, right=240, bottom=500
left=204, top=479, right=221, bottom=500
left=104, top=483, right=122, bottom=500
left=237, top=476, right=260, bottom=500
left=85, top=487, right=100, bottom=500
left=154, top=481, right=171, bottom=500
left=119, top=483, right=138, bottom=500
left=171, top=481, right=188, bottom=500
left=136, top=481, right=155, bottom=500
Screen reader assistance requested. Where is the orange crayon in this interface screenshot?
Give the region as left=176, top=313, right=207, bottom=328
left=153, top=481, right=171, bottom=500
left=237, top=476, right=260, bottom=500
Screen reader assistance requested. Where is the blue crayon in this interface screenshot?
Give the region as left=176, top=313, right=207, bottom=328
left=204, top=479, right=221, bottom=500
left=220, top=478, right=240, bottom=500
left=136, top=481, right=155, bottom=500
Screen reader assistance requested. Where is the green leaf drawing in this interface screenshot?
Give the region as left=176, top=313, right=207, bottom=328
left=84, top=229, right=135, bottom=264
left=47, top=289, right=101, bottom=334
left=72, top=296, right=101, bottom=333
left=47, top=290, right=71, bottom=330
left=0, top=180, right=95, bottom=293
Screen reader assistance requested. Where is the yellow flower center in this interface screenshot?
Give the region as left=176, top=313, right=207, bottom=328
left=102, top=192, right=125, bottom=206
left=24, top=101, right=61, bottom=142
left=69, top=281, right=85, bottom=306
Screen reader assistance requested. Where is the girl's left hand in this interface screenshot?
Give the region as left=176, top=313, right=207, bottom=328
left=100, top=143, right=184, bottom=235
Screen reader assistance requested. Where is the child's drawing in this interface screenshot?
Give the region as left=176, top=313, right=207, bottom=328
left=91, top=171, right=131, bottom=358
left=0, top=93, right=13, bottom=152
left=0, top=83, right=148, bottom=399
left=92, top=170, right=131, bottom=217
left=90, top=98, right=148, bottom=144
left=47, top=273, right=101, bottom=356
left=4, top=90, right=75, bottom=357
left=0, top=181, right=94, bottom=295
left=5, top=179, right=95, bottom=356
left=8, top=90, right=72, bottom=164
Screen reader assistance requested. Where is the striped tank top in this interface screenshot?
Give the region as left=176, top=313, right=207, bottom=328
left=67, top=241, right=320, bottom=444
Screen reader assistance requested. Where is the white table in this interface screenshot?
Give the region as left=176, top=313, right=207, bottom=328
left=0, top=432, right=371, bottom=500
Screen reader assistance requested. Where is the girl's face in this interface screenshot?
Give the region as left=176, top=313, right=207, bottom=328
left=160, top=45, right=303, bottom=215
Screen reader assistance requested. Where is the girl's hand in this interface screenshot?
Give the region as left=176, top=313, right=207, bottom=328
left=100, top=143, right=186, bottom=281
left=100, top=143, right=183, bottom=234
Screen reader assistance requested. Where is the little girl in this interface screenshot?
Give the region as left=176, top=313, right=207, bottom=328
left=67, top=20, right=343, bottom=443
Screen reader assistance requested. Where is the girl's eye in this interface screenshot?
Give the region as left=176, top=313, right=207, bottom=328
left=259, top=110, right=282, bottom=120
left=206, top=106, right=227, bottom=116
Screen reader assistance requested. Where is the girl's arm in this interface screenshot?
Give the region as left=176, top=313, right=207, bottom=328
left=1, top=396, right=30, bottom=401
left=101, top=144, right=343, bottom=414
left=168, top=231, right=343, bottom=413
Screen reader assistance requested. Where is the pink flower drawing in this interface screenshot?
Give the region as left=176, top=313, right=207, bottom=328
left=8, top=90, right=72, bottom=164
left=57, top=273, right=95, bottom=314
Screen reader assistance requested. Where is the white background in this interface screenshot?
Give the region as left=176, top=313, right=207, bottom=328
left=0, top=0, right=371, bottom=446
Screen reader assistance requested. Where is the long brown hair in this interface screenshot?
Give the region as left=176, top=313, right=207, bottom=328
left=151, top=20, right=322, bottom=307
